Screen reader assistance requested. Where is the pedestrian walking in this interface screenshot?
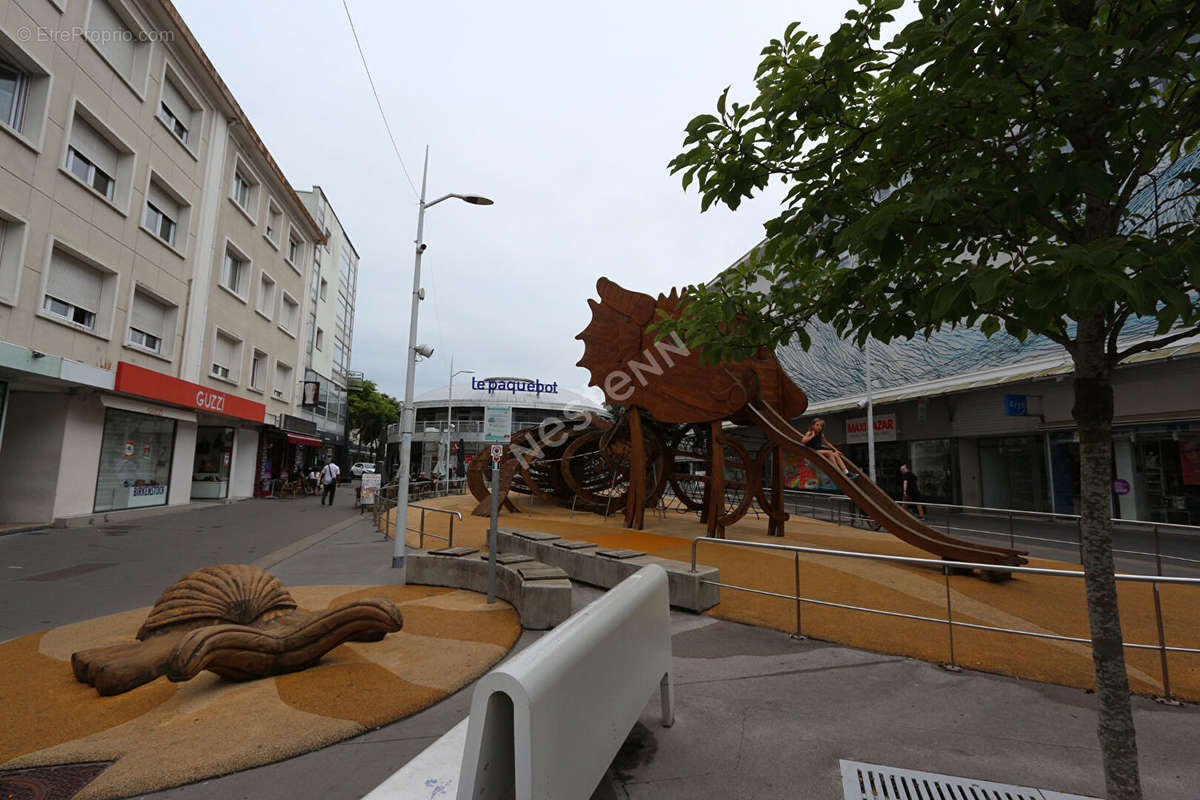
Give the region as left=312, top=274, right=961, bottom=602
left=320, top=458, right=341, bottom=506
left=899, top=464, right=926, bottom=519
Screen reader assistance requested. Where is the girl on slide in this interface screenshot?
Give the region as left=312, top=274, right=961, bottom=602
left=800, top=417, right=858, bottom=479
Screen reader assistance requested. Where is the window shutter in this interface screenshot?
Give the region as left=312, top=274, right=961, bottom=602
left=147, top=181, right=179, bottom=220
left=89, top=0, right=136, bottom=80
left=161, top=78, right=192, bottom=127
left=47, top=249, right=103, bottom=312
left=214, top=333, right=237, bottom=369
left=71, top=117, right=119, bottom=177
left=130, top=292, right=166, bottom=338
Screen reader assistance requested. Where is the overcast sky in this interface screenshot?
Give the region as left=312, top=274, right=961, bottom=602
left=175, top=0, right=915, bottom=402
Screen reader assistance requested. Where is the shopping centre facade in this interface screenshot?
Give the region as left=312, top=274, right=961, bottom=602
left=385, top=376, right=604, bottom=480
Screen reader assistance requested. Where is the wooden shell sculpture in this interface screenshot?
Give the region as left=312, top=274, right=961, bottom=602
left=71, top=564, right=404, bottom=696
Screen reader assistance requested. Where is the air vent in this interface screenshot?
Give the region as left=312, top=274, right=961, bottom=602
left=839, top=760, right=1099, bottom=800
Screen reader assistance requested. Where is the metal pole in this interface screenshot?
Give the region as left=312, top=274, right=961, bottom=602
left=791, top=551, right=804, bottom=639
left=1008, top=510, right=1015, bottom=552
left=944, top=568, right=959, bottom=670
left=391, top=147, right=431, bottom=579
left=865, top=338, right=876, bottom=482
left=1151, top=524, right=1176, bottom=703
left=445, top=355, right=452, bottom=497
left=487, top=461, right=499, bottom=604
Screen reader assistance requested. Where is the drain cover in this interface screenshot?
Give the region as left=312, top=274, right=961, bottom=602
left=839, top=760, right=1099, bottom=800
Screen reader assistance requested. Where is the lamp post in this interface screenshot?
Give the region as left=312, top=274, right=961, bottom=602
left=446, top=356, right=474, bottom=496
left=865, top=338, right=876, bottom=483
left=393, top=147, right=492, bottom=576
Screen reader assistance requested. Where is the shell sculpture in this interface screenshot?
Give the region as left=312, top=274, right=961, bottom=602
left=71, top=564, right=404, bottom=696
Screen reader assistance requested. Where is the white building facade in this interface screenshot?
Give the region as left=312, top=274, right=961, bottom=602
left=0, top=0, right=325, bottom=525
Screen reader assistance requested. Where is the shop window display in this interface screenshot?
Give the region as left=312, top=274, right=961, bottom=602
left=94, top=409, right=175, bottom=512
left=192, top=426, right=233, bottom=499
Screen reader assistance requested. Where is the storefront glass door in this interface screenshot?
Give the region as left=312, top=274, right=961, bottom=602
left=192, top=426, right=234, bottom=499
left=978, top=435, right=1049, bottom=512
left=94, top=409, right=175, bottom=512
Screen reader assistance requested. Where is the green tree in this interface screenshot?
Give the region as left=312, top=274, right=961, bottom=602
left=348, top=380, right=400, bottom=450
left=664, top=2, right=1200, bottom=797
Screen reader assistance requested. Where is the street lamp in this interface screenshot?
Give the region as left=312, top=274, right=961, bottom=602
left=393, top=147, right=492, bottom=576
left=446, top=357, right=474, bottom=497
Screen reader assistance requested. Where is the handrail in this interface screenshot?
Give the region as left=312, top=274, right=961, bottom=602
left=781, top=488, right=1199, bottom=533
left=690, top=535, right=1199, bottom=701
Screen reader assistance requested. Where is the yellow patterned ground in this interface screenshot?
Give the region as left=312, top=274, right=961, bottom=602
left=0, top=585, right=520, bottom=799
left=387, top=494, right=1200, bottom=700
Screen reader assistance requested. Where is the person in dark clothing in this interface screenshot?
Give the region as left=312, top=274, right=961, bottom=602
left=800, top=417, right=858, bottom=478
left=899, top=464, right=926, bottom=519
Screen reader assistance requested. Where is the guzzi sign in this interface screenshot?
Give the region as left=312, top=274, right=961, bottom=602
left=114, top=362, right=265, bottom=423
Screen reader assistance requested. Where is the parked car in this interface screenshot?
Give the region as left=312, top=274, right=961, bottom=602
left=350, top=462, right=376, bottom=478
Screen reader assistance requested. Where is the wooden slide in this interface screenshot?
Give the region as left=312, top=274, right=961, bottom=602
left=748, top=400, right=1028, bottom=568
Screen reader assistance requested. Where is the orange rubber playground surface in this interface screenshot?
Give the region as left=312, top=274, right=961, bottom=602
left=386, top=494, right=1200, bottom=701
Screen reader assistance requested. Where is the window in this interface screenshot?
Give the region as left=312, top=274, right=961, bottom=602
left=87, top=0, right=148, bottom=91
left=0, top=212, right=27, bottom=305
left=66, top=116, right=118, bottom=200
left=319, top=278, right=327, bottom=300
left=266, top=202, right=282, bottom=245
left=256, top=271, right=275, bottom=318
left=142, top=181, right=180, bottom=247
left=211, top=329, right=241, bottom=382
left=315, top=327, right=324, bottom=350
left=220, top=245, right=248, bottom=298
left=158, top=73, right=195, bottom=146
left=128, top=290, right=169, bottom=354
left=273, top=361, right=293, bottom=401
left=232, top=171, right=250, bottom=209
left=250, top=349, right=267, bottom=392
left=94, top=409, right=174, bottom=513
left=64, top=104, right=133, bottom=210
left=43, top=248, right=105, bottom=331
left=229, top=155, right=259, bottom=220
left=279, top=293, right=299, bottom=335
left=287, top=233, right=302, bottom=266
left=0, top=54, right=27, bottom=131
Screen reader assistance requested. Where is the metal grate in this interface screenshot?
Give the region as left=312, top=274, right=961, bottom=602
left=840, top=760, right=1100, bottom=800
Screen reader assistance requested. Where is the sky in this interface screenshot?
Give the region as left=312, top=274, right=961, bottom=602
left=173, top=0, right=916, bottom=402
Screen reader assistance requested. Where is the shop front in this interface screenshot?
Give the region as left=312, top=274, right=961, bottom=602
left=253, top=415, right=324, bottom=496
left=110, top=362, right=266, bottom=506
left=94, top=408, right=176, bottom=512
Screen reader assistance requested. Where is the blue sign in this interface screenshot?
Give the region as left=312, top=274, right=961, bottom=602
left=472, top=378, right=558, bottom=395
left=1004, top=394, right=1028, bottom=416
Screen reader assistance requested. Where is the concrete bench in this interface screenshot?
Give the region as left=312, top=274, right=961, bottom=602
left=497, top=527, right=720, bottom=612
left=405, top=548, right=572, bottom=630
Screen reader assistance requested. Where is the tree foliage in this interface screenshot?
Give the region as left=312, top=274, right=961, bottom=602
left=663, top=3, right=1200, bottom=798
left=664, top=0, right=1199, bottom=363
left=348, top=379, right=400, bottom=446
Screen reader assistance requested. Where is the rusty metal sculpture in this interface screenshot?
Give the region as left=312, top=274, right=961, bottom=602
left=466, top=277, right=1025, bottom=570
left=71, top=564, right=404, bottom=696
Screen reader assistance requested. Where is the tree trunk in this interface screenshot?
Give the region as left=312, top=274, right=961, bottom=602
left=1072, top=319, right=1142, bottom=800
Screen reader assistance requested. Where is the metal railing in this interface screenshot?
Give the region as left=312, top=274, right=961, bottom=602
left=372, top=480, right=467, bottom=548
left=690, top=535, right=1198, bottom=702
left=769, top=489, right=1200, bottom=574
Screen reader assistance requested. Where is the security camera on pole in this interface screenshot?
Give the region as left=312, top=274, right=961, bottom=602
left=392, top=147, right=493, bottom=580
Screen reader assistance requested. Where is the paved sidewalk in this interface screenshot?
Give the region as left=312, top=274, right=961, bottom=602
left=0, top=485, right=367, bottom=642
left=5, top=497, right=1197, bottom=799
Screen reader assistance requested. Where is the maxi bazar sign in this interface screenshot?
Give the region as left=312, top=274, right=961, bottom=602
left=846, top=413, right=898, bottom=444
left=113, top=362, right=266, bottom=423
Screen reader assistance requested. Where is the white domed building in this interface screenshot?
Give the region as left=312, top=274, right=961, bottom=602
left=385, top=376, right=605, bottom=480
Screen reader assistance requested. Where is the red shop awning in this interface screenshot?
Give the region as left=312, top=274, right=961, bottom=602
left=287, top=434, right=323, bottom=447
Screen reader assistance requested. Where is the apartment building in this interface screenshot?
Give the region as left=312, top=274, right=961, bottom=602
left=0, top=0, right=322, bottom=524
left=291, top=186, right=358, bottom=471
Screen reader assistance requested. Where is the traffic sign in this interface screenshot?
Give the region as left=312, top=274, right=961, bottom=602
left=491, top=445, right=503, bottom=459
